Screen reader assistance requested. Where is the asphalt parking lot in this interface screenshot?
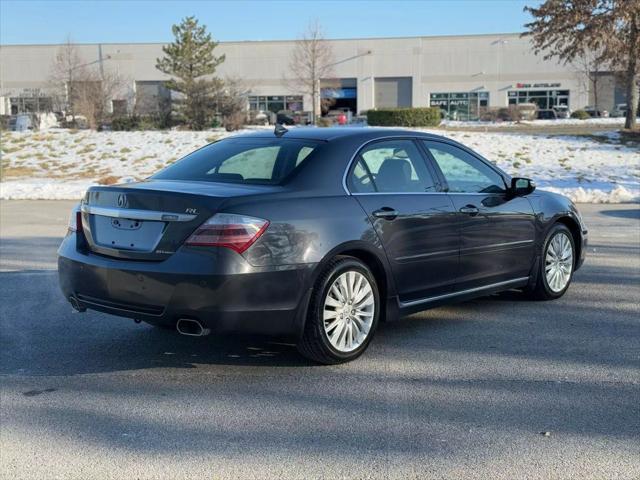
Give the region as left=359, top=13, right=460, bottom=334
left=1, top=200, right=638, bottom=479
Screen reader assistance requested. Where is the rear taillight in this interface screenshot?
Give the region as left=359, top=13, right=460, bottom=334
left=185, top=213, right=269, bottom=253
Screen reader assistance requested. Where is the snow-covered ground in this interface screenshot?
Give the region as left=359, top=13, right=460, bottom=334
left=1, top=126, right=638, bottom=203
left=441, top=117, right=627, bottom=129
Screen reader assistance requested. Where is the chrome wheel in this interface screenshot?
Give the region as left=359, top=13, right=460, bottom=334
left=323, top=271, right=375, bottom=353
left=545, top=232, right=573, bottom=293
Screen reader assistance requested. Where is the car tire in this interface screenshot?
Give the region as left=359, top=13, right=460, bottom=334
left=526, top=223, right=576, bottom=300
left=297, top=256, right=380, bottom=364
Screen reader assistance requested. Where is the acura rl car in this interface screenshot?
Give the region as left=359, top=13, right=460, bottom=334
left=58, top=127, right=587, bottom=364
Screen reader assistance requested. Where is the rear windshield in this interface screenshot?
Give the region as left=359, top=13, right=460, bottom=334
left=152, top=137, right=320, bottom=185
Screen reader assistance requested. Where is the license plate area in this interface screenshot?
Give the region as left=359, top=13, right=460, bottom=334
left=91, top=214, right=166, bottom=252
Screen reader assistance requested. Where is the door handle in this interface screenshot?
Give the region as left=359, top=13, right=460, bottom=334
left=372, top=207, right=399, bottom=220
left=459, top=205, right=479, bottom=216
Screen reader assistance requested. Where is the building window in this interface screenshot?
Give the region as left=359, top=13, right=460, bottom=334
left=507, top=89, right=570, bottom=109
left=248, top=95, right=303, bottom=113
left=10, top=89, right=53, bottom=114
left=429, top=92, right=489, bottom=121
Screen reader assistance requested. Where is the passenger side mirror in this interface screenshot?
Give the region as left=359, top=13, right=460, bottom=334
left=509, top=177, right=536, bottom=197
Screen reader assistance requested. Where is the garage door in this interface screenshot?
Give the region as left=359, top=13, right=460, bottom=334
left=375, top=77, right=412, bottom=108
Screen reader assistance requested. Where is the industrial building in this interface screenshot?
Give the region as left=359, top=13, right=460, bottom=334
left=0, top=32, right=628, bottom=120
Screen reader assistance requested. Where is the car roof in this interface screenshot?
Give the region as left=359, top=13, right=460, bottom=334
left=229, top=127, right=449, bottom=142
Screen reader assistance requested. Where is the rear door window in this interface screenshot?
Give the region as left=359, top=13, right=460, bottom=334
left=349, top=139, right=437, bottom=193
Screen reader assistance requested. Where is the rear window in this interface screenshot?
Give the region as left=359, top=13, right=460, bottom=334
left=152, top=138, right=321, bottom=185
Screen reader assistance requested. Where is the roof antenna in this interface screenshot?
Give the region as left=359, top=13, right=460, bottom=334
left=274, top=123, right=288, bottom=137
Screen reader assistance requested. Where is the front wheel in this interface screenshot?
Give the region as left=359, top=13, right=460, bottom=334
left=297, top=257, right=380, bottom=364
left=526, top=224, right=575, bottom=300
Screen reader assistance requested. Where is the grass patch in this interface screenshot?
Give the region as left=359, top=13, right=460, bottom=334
left=134, top=155, right=155, bottom=164
left=0, top=165, right=39, bottom=179
left=97, top=175, right=121, bottom=185
left=77, top=144, right=96, bottom=154
left=120, top=147, right=132, bottom=154
left=1, top=145, right=22, bottom=154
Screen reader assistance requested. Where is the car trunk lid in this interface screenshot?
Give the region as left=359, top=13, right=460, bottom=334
left=80, top=180, right=277, bottom=261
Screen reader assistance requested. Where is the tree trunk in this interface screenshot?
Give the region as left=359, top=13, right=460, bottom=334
left=311, top=90, right=317, bottom=124
left=625, top=70, right=638, bottom=130
left=625, top=20, right=639, bottom=130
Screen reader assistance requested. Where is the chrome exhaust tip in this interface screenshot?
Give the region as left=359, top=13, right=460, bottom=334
left=176, top=318, right=210, bottom=337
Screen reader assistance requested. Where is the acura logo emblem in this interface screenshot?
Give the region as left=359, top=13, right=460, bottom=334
left=117, top=194, right=128, bottom=208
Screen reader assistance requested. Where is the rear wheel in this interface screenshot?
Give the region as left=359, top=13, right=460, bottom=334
left=526, top=224, right=575, bottom=300
left=298, top=257, right=380, bottom=364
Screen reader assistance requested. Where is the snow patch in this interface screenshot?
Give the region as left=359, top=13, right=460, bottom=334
left=1, top=127, right=638, bottom=203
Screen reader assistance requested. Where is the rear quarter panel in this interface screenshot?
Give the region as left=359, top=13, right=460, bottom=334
left=223, top=194, right=397, bottom=295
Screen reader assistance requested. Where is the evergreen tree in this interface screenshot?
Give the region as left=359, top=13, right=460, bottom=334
left=156, top=16, right=225, bottom=130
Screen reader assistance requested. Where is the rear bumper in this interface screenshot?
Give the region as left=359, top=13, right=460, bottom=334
left=57, top=235, right=315, bottom=339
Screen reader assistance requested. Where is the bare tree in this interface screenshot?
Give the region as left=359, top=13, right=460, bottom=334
left=49, top=37, right=128, bottom=129
left=288, top=19, right=335, bottom=123
left=573, top=50, right=606, bottom=112
left=217, top=76, right=252, bottom=131
left=524, top=0, right=639, bottom=130
left=73, top=69, right=127, bottom=129
left=49, top=36, right=85, bottom=122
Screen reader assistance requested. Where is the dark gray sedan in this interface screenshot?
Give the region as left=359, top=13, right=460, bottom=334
left=58, top=127, right=587, bottom=364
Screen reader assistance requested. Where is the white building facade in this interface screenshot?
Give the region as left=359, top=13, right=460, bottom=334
left=0, top=32, right=626, bottom=119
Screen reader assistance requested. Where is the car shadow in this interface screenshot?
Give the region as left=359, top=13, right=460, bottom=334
left=598, top=208, right=640, bottom=219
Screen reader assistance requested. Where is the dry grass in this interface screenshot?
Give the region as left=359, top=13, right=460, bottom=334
left=96, top=175, right=121, bottom=185
left=1, top=145, right=23, bottom=154
left=0, top=165, right=39, bottom=179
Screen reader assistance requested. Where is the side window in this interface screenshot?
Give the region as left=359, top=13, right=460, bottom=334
left=296, top=146, right=314, bottom=166
left=423, top=142, right=505, bottom=193
left=349, top=140, right=437, bottom=193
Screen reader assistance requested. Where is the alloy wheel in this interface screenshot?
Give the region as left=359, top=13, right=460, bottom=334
left=545, top=232, right=574, bottom=293
left=322, top=271, right=375, bottom=352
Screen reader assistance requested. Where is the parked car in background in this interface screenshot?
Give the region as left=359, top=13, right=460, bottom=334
left=553, top=105, right=571, bottom=119
left=248, top=110, right=271, bottom=126
left=276, top=110, right=296, bottom=126
left=326, top=108, right=352, bottom=125
left=610, top=104, right=625, bottom=118
left=584, top=106, right=609, bottom=118
left=58, top=127, right=587, bottom=364
left=13, top=113, right=34, bottom=131
left=537, top=109, right=558, bottom=120
left=294, top=111, right=313, bottom=125
left=516, top=103, right=538, bottom=121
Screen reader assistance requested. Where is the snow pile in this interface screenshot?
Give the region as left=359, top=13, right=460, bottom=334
left=441, top=117, right=627, bottom=128
left=1, top=127, right=638, bottom=203
left=542, top=185, right=638, bottom=204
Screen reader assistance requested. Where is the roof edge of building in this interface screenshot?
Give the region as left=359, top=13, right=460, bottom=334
left=0, top=31, right=525, bottom=48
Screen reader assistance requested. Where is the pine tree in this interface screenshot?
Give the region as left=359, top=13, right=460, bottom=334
left=156, top=16, right=225, bottom=130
